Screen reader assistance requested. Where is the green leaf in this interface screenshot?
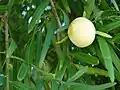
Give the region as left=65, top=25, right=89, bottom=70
left=87, top=67, right=108, bottom=77
left=94, top=41, right=104, bottom=64
left=101, top=10, right=120, bottom=17
left=111, top=0, right=119, bottom=11
left=97, top=36, right=114, bottom=82
left=6, top=39, right=17, bottom=58
left=36, top=77, right=44, bottom=90
left=44, top=82, right=50, bottom=90
left=98, top=20, right=120, bottom=32
left=39, top=17, right=57, bottom=68
left=67, top=66, right=88, bottom=82
left=10, top=81, right=34, bottom=90
left=61, top=0, right=71, bottom=13
left=59, top=84, right=67, bottom=90
left=114, top=68, right=120, bottom=81
left=0, top=5, right=8, bottom=12
left=55, top=25, right=68, bottom=34
left=93, top=5, right=103, bottom=21
left=0, top=75, right=5, bottom=87
left=17, top=62, right=28, bottom=81
left=28, top=0, right=49, bottom=33
left=42, top=73, right=55, bottom=81
left=64, top=82, right=116, bottom=90
left=56, top=4, right=69, bottom=25
left=113, top=33, right=120, bottom=43
left=7, top=0, right=14, bottom=13
left=26, top=26, right=36, bottom=63
left=75, top=64, right=108, bottom=77
left=98, top=0, right=110, bottom=10
left=10, top=56, right=24, bottom=62
left=36, top=31, right=43, bottom=66
left=67, top=0, right=84, bottom=16
left=70, top=52, right=99, bottom=65
left=52, top=36, right=65, bottom=70
left=33, top=65, right=55, bottom=81
left=55, top=59, right=68, bottom=80
left=60, top=8, right=69, bottom=25
left=84, top=0, right=95, bottom=18
left=109, top=45, right=120, bottom=73
left=67, top=64, right=77, bottom=81
left=56, top=36, right=68, bottom=44
left=96, top=31, right=112, bottom=38
left=52, top=80, right=59, bottom=90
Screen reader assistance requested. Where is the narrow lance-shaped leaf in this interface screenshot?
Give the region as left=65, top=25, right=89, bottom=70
left=56, top=36, right=68, bottom=44
left=26, top=26, right=36, bottom=63
left=97, top=36, right=114, bottom=82
left=55, top=25, right=68, bottom=34
left=98, top=20, right=120, bottom=32
left=0, top=5, right=8, bottom=12
left=111, top=0, right=119, bottom=11
left=114, top=68, right=120, bottom=81
left=67, top=0, right=84, bottom=16
left=36, top=31, right=43, bottom=66
left=52, top=80, right=59, bottom=90
left=109, top=45, right=120, bottom=73
left=10, top=81, right=34, bottom=90
left=56, top=4, right=69, bottom=30
left=28, top=0, right=50, bottom=33
left=39, top=17, right=57, bottom=68
left=75, top=64, right=108, bottom=77
left=70, top=52, right=99, bottom=65
left=96, top=31, right=112, bottom=38
left=64, top=82, right=116, bottom=90
left=61, top=0, right=71, bottom=13
left=67, top=66, right=88, bottom=82
left=87, top=67, right=108, bottom=77
left=6, top=39, right=17, bottom=58
left=93, top=5, right=103, bottom=21
left=7, top=0, right=14, bottom=13
left=94, top=41, right=104, bottom=64
left=59, top=84, right=66, bottom=90
left=61, top=8, right=69, bottom=25
left=98, top=0, right=110, bottom=10
left=83, top=0, right=95, bottom=18
left=36, top=77, right=44, bottom=90
left=0, top=75, right=5, bottom=87
left=55, top=58, right=68, bottom=80
left=10, top=56, right=24, bottom=62
left=113, top=33, right=120, bottom=43
left=17, top=62, right=28, bottom=81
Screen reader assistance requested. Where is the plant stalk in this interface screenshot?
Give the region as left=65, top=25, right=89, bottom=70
left=50, top=0, right=66, bottom=70
left=4, top=12, right=9, bottom=90
left=50, top=0, right=62, bottom=40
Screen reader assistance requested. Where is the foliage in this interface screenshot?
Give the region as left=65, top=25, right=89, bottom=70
left=0, top=0, right=120, bottom=90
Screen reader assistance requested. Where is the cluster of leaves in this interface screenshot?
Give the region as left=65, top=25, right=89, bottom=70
left=0, top=0, right=120, bottom=90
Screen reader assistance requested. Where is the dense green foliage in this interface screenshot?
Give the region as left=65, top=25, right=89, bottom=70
left=0, top=0, right=120, bottom=90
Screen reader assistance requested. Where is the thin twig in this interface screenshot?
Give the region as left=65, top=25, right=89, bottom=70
left=4, top=11, right=9, bottom=90
left=4, top=12, right=9, bottom=50
left=50, top=0, right=65, bottom=70
left=50, top=0, right=62, bottom=41
left=50, top=0, right=61, bottom=27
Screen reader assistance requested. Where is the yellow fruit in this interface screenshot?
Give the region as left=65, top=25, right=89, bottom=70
left=68, top=17, right=96, bottom=48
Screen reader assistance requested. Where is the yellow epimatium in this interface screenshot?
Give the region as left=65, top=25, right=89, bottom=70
left=68, top=17, right=96, bottom=48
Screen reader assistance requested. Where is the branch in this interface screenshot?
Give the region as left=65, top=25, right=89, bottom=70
left=50, top=0, right=62, bottom=41
left=50, top=0, right=66, bottom=70
left=50, top=0, right=61, bottom=27
left=4, top=11, right=9, bottom=90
